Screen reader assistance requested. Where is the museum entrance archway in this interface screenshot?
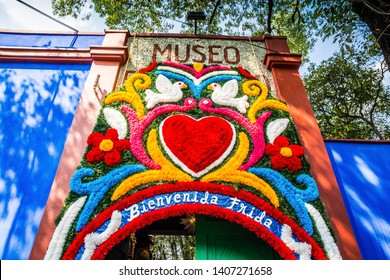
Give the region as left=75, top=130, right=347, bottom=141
left=59, top=183, right=329, bottom=260
left=104, top=214, right=281, bottom=260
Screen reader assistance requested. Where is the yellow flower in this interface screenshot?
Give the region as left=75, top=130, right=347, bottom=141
left=105, top=73, right=151, bottom=120
left=126, top=73, right=151, bottom=91
left=111, top=129, right=192, bottom=201
left=99, top=139, right=114, bottom=152
left=243, top=80, right=268, bottom=98
left=280, top=147, right=293, bottom=157
left=193, top=63, right=203, bottom=72
left=243, top=80, right=288, bottom=123
left=201, top=132, right=279, bottom=208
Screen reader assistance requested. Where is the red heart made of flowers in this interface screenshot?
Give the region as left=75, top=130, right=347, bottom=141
left=160, top=115, right=236, bottom=177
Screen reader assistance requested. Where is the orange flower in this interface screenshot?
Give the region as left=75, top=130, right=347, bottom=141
left=265, top=136, right=304, bottom=171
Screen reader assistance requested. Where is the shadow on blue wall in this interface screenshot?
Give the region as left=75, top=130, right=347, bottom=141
left=0, top=62, right=90, bottom=259
left=325, top=141, right=390, bottom=259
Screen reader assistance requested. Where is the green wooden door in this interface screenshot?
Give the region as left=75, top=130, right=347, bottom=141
left=195, top=215, right=281, bottom=260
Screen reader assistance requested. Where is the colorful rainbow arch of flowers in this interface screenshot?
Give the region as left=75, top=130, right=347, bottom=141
left=45, top=61, right=342, bottom=260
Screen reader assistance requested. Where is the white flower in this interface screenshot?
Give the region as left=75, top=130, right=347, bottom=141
left=266, top=118, right=289, bottom=143
left=281, top=224, right=312, bottom=260
left=208, top=80, right=249, bottom=113
left=81, top=210, right=122, bottom=260
left=44, top=196, right=87, bottom=260
left=103, top=108, right=128, bottom=139
left=306, top=203, right=342, bottom=260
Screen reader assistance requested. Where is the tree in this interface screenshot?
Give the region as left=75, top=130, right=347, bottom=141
left=51, top=0, right=389, bottom=67
left=151, top=235, right=195, bottom=260
left=303, top=50, right=389, bottom=140
left=350, top=1, right=390, bottom=71
left=50, top=0, right=319, bottom=60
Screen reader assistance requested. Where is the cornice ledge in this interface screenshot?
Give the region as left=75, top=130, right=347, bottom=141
left=263, top=52, right=302, bottom=70
left=89, top=45, right=128, bottom=64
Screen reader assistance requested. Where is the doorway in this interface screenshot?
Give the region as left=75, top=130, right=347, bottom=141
left=195, top=215, right=281, bottom=260
left=104, top=215, right=281, bottom=260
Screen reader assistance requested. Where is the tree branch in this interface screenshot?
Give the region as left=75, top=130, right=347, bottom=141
left=267, top=0, right=274, bottom=34
left=292, top=0, right=304, bottom=25
left=352, top=0, right=390, bottom=16
left=208, top=0, right=221, bottom=27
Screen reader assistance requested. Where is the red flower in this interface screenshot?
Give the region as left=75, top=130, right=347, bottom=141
left=85, top=128, right=130, bottom=166
left=265, top=136, right=304, bottom=171
left=139, top=60, right=157, bottom=73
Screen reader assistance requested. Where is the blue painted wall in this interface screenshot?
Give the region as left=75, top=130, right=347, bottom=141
left=0, top=32, right=104, bottom=48
left=0, top=62, right=91, bottom=259
left=0, top=31, right=104, bottom=260
left=325, top=141, right=390, bottom=259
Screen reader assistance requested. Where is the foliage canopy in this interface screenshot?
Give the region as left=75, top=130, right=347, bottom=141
left=51, top=0, right=384, bottom=63
left=303, top=50, right=389, bottom=140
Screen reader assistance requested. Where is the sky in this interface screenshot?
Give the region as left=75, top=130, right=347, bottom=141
left=0, top=0, right=342, bottom=72
left=0, top=0, right=107, bottom=32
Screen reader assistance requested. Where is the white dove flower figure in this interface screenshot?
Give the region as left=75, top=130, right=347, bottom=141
left=145, top=74, right=188, bottom=109
left=207, top=79, right=249, bottom=113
